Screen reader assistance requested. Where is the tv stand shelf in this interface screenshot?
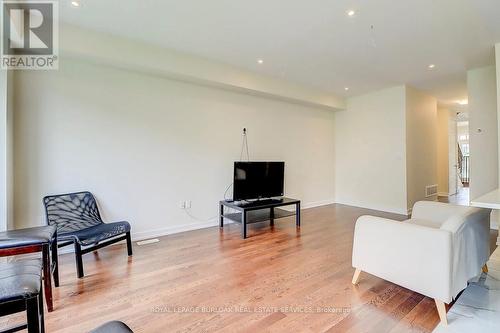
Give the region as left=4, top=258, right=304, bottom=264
left=219, top=197, right=301, bottom=239
left=222, top=208, right=295, bottom=225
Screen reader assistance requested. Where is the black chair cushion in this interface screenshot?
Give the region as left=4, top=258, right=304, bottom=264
left=0, top=225, right=56, bottom=249
left=0, top=259, right=42, bottom=303
left=90, top=321, right=134, bottom=333
left=59, top=221, right=131, bottom=246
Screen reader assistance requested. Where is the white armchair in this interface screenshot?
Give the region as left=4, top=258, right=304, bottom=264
left=351, top=201, right=491, bottom=325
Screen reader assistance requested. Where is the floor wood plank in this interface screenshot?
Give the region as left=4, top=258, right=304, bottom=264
left=1, top=204, right=449, bottom=332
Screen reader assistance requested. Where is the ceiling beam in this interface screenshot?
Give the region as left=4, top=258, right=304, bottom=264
left=59, top=23, right=346, bottom=111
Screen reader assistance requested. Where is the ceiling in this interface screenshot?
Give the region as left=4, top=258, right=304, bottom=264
left=61, top=0, right=500, bottom=105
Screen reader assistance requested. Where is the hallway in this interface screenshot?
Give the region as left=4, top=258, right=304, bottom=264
left=438, top=187, right=469, bottom=206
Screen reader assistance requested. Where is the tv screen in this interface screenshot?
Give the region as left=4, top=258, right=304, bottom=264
left=233, top=162, right=285, bottom=201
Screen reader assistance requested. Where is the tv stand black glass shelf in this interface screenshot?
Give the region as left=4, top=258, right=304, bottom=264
left=219, top=197, right=300, bottom=239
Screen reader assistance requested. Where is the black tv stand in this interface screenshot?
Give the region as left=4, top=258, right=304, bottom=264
left=238, top=198, right=283, bottom=207
left=219, top=197, right=301, bottom=239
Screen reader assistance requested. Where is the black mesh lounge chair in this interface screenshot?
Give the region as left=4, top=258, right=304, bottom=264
left=43, top=191, right=132, bottom=278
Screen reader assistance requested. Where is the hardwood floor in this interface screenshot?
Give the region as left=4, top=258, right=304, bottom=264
left=3, top=204, right=447, bottom=333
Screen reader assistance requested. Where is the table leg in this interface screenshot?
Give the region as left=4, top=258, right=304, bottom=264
left=270, top=207, right=275, bottom=226
left=220, top=204, right=224, bottom=228
left=242, top=211, right=247, bottom=239
left=38, top=279, right=45, bottom=333
left=26, top=296, right=40, bottom=332
left=42, top=244, right=53, bottom=312
left=51, top=230, right=59, bottom=287
left=296, top=202, right=301, bottom=227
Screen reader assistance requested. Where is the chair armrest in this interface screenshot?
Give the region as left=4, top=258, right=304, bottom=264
left=352, top=215, right=453, bottom=302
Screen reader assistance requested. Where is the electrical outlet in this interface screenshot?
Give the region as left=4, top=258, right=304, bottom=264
left=179, top=200, right=191, bottom=209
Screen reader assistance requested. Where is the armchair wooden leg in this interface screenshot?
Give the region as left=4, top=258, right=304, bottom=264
left=434, top=299, right=448, bottom=325
left=74, top=241, right=84, bottom=278
left=126, top=232, right=133, bottom=256
left=352, top=268, right=362, bottom=285
left=482, top=264, right=488, bottom=273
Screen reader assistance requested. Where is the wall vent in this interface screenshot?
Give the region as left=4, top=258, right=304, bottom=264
left=425, top=184, right=438, bottom=197
left=137, top=238, right=159, bottom=246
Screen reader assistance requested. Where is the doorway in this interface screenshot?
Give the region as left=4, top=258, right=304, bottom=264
left=449, top=116, right=470, bottom=205
left=440, top=110, right=469, bottom=206
left=457, top=120, right=470, bottom=187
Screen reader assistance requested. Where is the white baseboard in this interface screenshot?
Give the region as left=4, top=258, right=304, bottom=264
left=279, top=198, right=335, bottom=211
left=54, top=199, right=335, bottom=254
left=57, top=198, right=337, bottom=254
left=437, top=192, right=449, bottom=197
left=134, top=198, right=336, bottom=239
left=131, top=219, right=220, bottom=241
left=58, top=221, right=223, bottom=254
left=57, top=220, right=222, bottom=254
left=302, top=198, right=336, bottom=209
left=334, top=199, right=408, bottom=216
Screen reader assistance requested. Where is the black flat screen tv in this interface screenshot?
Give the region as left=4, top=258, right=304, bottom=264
left=233, top=161, right=285, bottom=201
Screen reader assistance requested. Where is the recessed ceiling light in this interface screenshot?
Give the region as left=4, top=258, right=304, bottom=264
left=71, top=1, right=80, bottom=7
left=344, top=87, right=349, bottom=91
left=347, top=10, right=356, bottom=17
left=428, top=64, right=435, bottom=69
left=457, top=99, right=468, bottom=105
left=257, top=59, right=263, bottom=64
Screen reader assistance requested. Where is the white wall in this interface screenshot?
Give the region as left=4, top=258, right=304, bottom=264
left=0, top=71, right=7, bottom=232
left=405, top=87, right=438, bottom=209
left=13, top=59, right=335, bottom=238
left=497, top=44, right=500, bottom=184
left=334, top=86, right=407, bottom=214
left=6, top=71, right=13, bottom=230
left=468, top=66, right=498, bottom=200
left=0, top=70, right=13, bottom=231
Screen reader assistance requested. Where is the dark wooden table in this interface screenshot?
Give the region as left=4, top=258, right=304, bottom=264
left=219, top=197, right=301, bottom=238
left=0, top=227, right=58, bottom=312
